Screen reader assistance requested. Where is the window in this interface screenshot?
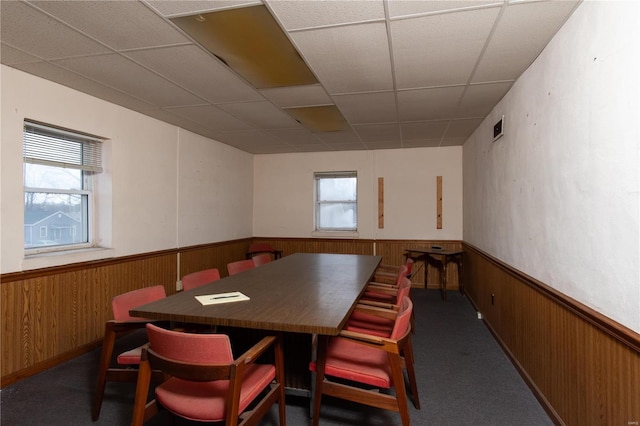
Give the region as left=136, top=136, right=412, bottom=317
left=314, top=171, right=357, bottom=231
left=23, top=120, right=104, bottom=252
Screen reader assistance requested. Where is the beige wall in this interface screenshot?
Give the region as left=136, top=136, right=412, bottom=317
left=253, top=146, right=462, bottom=240
left=463, top=1, right=639, bottom=333
left=0, top=65, right=253, bottom=274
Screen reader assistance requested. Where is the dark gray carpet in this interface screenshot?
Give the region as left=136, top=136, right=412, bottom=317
left=0, top=290, right=551, bottom=425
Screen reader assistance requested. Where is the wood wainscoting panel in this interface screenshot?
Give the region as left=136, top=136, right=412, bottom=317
left=463, top=243, right=640, bottom=425
left=251, top=237, right=374, bottom=259
left=180, top=238, right=252, bottom=279
left=1, top=252, right=177, bottom=386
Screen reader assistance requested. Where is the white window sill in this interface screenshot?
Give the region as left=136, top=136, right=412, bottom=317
left=22, top=246, right=115, bottom=271
left=311, top=230, right=359, bottom=239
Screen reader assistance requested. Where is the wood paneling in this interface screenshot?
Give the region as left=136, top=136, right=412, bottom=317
left=1, top=252, right=177, bottom=386
left=179, top=238, right=252, bottom=279
left=463, top=243, right=640, bottom=425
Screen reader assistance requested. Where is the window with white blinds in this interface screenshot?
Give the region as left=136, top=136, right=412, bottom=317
left=23, top=120, right=104, bottom=252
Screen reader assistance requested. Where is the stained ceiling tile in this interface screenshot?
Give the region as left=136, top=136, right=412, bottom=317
left=333, top=92, right=398, bottom=124
left=260, top=85, right=332, bottom=108
left=290, top=22, right=393, bottom=94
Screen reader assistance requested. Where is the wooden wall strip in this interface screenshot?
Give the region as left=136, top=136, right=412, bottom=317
left=436, top=176, right=442, bottom=229
left=463, top=243, right=640, bottom=425
left=378, top=177, right=384, bottom=229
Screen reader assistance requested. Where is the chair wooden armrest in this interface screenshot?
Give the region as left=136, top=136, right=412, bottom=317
left=237, top=335, right=277, bottom=364
left=353, top=303, right=399, bottom=320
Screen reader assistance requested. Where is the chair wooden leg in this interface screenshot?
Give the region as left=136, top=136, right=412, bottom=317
left=402, top=337, right=420, bottom=409
left=131, top=356, right=153, bottom=426
left=312, top=336, right=329, bottom=426
left=388, top=353, right=411, bottom=426
left=275, top=333, right=287, bottom=426
left=92, top=324, right=116, bottom=421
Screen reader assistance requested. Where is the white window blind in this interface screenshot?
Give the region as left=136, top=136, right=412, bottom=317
left=23, top=120, right=104, bottom=173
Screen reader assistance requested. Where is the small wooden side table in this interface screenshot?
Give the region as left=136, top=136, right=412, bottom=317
left=404, top=248, right=464, bottom=301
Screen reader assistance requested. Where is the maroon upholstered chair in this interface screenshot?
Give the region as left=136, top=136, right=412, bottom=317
left=252, top=253, right=272, bottom=267
left=245, top=242, right=282, bottom=260
left=373, top=257, right=414, bottom=284
left=182, top=268, right=221, bottom=291
left=92, top=285, right=166, bottom=420
left=346, top=277, right=412, bottom=336
left=310, top=296, right=420, bottom=426
left=131, top=324, right=286, bottom=426
left=227, top=259, right=256, bottom=276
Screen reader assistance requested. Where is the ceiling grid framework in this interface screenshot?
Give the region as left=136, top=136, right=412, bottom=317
left=1, top=0, right=582, bottom=154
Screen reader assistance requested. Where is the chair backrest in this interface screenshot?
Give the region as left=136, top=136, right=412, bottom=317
left=247, top=243, right=276, bottom=255
left=182, top=268, right=221, bottom=291
left=395, top=277, right=412, bottom=304
left=112, top=285, right=166, bottom=322
left=146, top=323, right=233, bottom=365
left=227, top=259, right=256, bottom=276
left=252, top=253, right=271, bottom=266
left=390, top=296, right=413, bottom=340
left=404, top=258, right=414, bottom=276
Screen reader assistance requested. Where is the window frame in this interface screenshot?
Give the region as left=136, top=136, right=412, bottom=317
left=314, top=171, right=358, bottom=232
left=23, top=120, right=103, bottom=254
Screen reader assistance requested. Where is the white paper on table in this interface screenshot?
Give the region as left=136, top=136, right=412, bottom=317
left=195, top=291, right=250, bottom=305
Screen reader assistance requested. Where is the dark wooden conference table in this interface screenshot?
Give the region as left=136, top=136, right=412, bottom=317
left=131, top=252, right=382, bottom=394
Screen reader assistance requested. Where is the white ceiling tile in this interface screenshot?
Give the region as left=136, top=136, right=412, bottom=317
left=10, top=60, right=155, bottom=111
left=292, top=144, right=332, bottom=152
left=457, top=82, right=512, bottom=117
left=268, top=0, right=385, bottom=30
left=325, top=143, right=368, bottom=151
left=401, top=120, right=449, bottom=140
left=391, top=7, right=500, bottom=88
left=440, top=138, right=467, bottom=146
left=218, top=101, right=299, bottom=128
left=0, top=43, right=40, bottom=65
left=53, top=53, right=204, bottom=107
left=0, top=1, right=111, bottom=60
left=365, top=141, right=403, bottom=150
left=388, top=0, right=501, bottom=18
left=260, top=84, right=332, bottom=108
left=403, top=138, right=442, bottom=148
left=265, top=127, right=323, bottom=145
left=353, top=123, right=401, bottom=142
left=313, top=130, right=362, bottom=144
left=125, top=45, right=262, bottom=104
left=445, top=118, right=484, bottom=138
left=146, top=0, right=262, bottom=17
left=333, top=92, right=398, bottom=124
left=32, top=0, right=190, bottom=51
left=140, top=108, right=225, bottom=138
left=291, top=22, right=393, bottom=94
left=473, top=0, right=581, bottom=82
left=220, top=130, right=282, bottom=147
left=166, top=105, right=252, bottom=131
left=397, top=86, right=465, bottom=121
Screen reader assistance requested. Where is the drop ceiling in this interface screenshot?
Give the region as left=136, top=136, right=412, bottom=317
left=0, top=0, right=581, bottom=154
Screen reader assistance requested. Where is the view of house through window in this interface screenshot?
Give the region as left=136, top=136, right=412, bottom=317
left=23, top=120, right=103, bottom=251
left=314, top=171, right=357, bottom=231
